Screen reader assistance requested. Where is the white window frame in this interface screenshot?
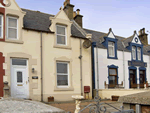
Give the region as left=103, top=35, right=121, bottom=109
left=56, top=62, right=69, bottom=87
left=0, top=15, right=3, bottom=39
left=132, top=46, right=136, bottom=60
left=56, top=25, right=67, bottom=45
left=137, top=47, right=141, bottom=60
left=108, top=41, right=115, bottom=57
left=7, top=16, right=18, bottom=40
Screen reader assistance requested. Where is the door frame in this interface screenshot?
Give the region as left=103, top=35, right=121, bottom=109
left=128, top=66, right=137, bottom=88
left=10, top=58, right=29, bottom=99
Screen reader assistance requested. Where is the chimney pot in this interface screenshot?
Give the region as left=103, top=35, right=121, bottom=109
left=109, top=28, right=112, bottom=32
left=76, top=9, right=80, bottom=15
left=73, top=11, right=76, bottom=18
left=134, top=30, right=136, bottom=34
left=143, top=28, right=145, bottom=34
left=63, top=0, right=70, bottom=7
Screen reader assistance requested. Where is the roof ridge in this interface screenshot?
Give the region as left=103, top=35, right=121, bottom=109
left=21, top=8, right=55, bottom=16
left=84, top=28, right=126, bottom=40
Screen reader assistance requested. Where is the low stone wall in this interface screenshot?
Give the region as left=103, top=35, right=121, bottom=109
left=93, top=89, right=150, bottom=99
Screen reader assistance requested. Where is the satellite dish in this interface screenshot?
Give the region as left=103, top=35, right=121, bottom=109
left=83, top=39, right=91, bottom=49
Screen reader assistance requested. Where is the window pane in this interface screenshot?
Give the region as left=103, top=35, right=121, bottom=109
left=8, top=28, right=17, bottom=38
left=12, top=59, right=27, bottom=66
left=130, top=70, right=133, bottom=74
left=17, top=71, right=22, bottom=83
left=8, top=18, right=17, bottom=28
left=140, top=71, right=144, bottom=74
left=57, top=26, right=65, bottom=35
left=109, top=69, right=117, bottom=75
left=57, top=75, right=68, bottom=86
left=108, top=42, right=113, bottom=46
left=57, top=35, right=66, bottom=45
left=109, top=76, right=116, bottom=84
left=57, top=63, right=68, bottom=73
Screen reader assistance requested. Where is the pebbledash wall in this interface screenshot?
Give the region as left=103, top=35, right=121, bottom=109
left=0, top=0, right=92, bottom=101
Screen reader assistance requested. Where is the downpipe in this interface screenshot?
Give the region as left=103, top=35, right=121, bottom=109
left=41, top=32, right=43, bottom=102
left=79, top=38, right=83, bottom=96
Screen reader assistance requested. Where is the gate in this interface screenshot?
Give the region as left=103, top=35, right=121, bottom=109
left=78, top=90, right=134, bottom=113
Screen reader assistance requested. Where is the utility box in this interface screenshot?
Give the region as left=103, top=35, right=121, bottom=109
left=84, top=86, right=90, bottom=99
left=84, top=86, right=90, bottom=93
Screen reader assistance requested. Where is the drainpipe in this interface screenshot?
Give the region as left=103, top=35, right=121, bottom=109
left=96, top=43, right=99, bottom=93
left=40, top=31, right=43, bottom=102
left=122, top=42, right=125, bottom=88
left=79, top=38, right=83, bottom=96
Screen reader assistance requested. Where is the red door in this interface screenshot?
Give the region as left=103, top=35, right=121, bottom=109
left=0, top=52, right=5, bottom=97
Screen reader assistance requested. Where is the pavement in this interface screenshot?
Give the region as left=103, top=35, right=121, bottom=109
left=0, top=98, right=65, bottom=113
left=49, top=99, right=128, bottom=113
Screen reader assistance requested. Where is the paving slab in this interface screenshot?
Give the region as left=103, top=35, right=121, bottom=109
left=0, top=98, right=65, bottom=113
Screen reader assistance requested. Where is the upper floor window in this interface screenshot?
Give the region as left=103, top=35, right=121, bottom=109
left=56, top=62, right=69, bottom=87
left=56, top=25, right=67, bottom=45
left=132, top=46, right=136, bottom=60
left=7, top=16, right=18, bottom=39
left=0, top=15, right=3, bottom=38
left=108, top=41, right=115, bottom=57
left=137, top=47, right=141, bottom=60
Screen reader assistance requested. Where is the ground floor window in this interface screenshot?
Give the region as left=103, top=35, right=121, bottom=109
left=109, top=68, right=117, bottom=85
left=56, top=62, right=69, bottom=87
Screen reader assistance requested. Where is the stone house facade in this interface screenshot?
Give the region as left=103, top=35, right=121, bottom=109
left=0, top=0, right=92, bottom=102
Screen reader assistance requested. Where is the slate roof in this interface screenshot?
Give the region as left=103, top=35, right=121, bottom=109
left=84, top=28, right=130, bottom=52
left=22, top=8, right=150, bottom=55
left=118, top=91, right=150, bottom=105
left=22, top=9, right=86, bottom=39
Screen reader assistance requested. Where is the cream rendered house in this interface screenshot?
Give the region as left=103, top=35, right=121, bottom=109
left=0, top=0, right=92, bottom=102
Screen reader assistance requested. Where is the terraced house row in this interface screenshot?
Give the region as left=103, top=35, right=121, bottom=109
left=0, top=0, right=150, bottom=102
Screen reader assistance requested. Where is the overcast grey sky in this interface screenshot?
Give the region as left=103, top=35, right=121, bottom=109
left=16, top=0, right=150, bottom=43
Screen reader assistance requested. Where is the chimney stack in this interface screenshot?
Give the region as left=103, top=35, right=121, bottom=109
left=138, top=28, right=148, bottom=45
left=74, top=9, right=83, bottom=27
left=63, top=0, right=74, bottom=20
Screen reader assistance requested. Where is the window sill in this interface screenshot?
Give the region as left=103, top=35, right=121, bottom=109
left=53, top=45, right=72, bottom=50
left=107, top=56, right=118, bottom=59
left=54, top=86, right=74, bottom=91
left=5, top=39, right=23, bottom=44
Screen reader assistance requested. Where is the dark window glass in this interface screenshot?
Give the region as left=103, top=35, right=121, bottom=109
left=57, top=75, right=68, bottom=86
left=12, top=59, right=26, bottom=66
left=17, top=71, right=22, bottom=83
left=57, top=63, right=67, bottom=73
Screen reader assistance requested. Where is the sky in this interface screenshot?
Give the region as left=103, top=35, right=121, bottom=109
left=16, top=0, right=150, bottom=43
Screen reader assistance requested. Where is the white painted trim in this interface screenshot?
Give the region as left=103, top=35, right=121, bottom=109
left=0, top=15, right=3, bottom=39
left=7, top=16, right=18, bottom=40
left=56, top=62, right=69, bottom=88
left=56, top=25, right=67, bottom=46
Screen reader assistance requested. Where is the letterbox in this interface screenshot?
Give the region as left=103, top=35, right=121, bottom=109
left=84, top=86, right=90, bottom=93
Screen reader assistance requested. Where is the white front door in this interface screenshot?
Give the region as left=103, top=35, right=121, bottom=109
left=11, top=59, right=29, bottom=99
